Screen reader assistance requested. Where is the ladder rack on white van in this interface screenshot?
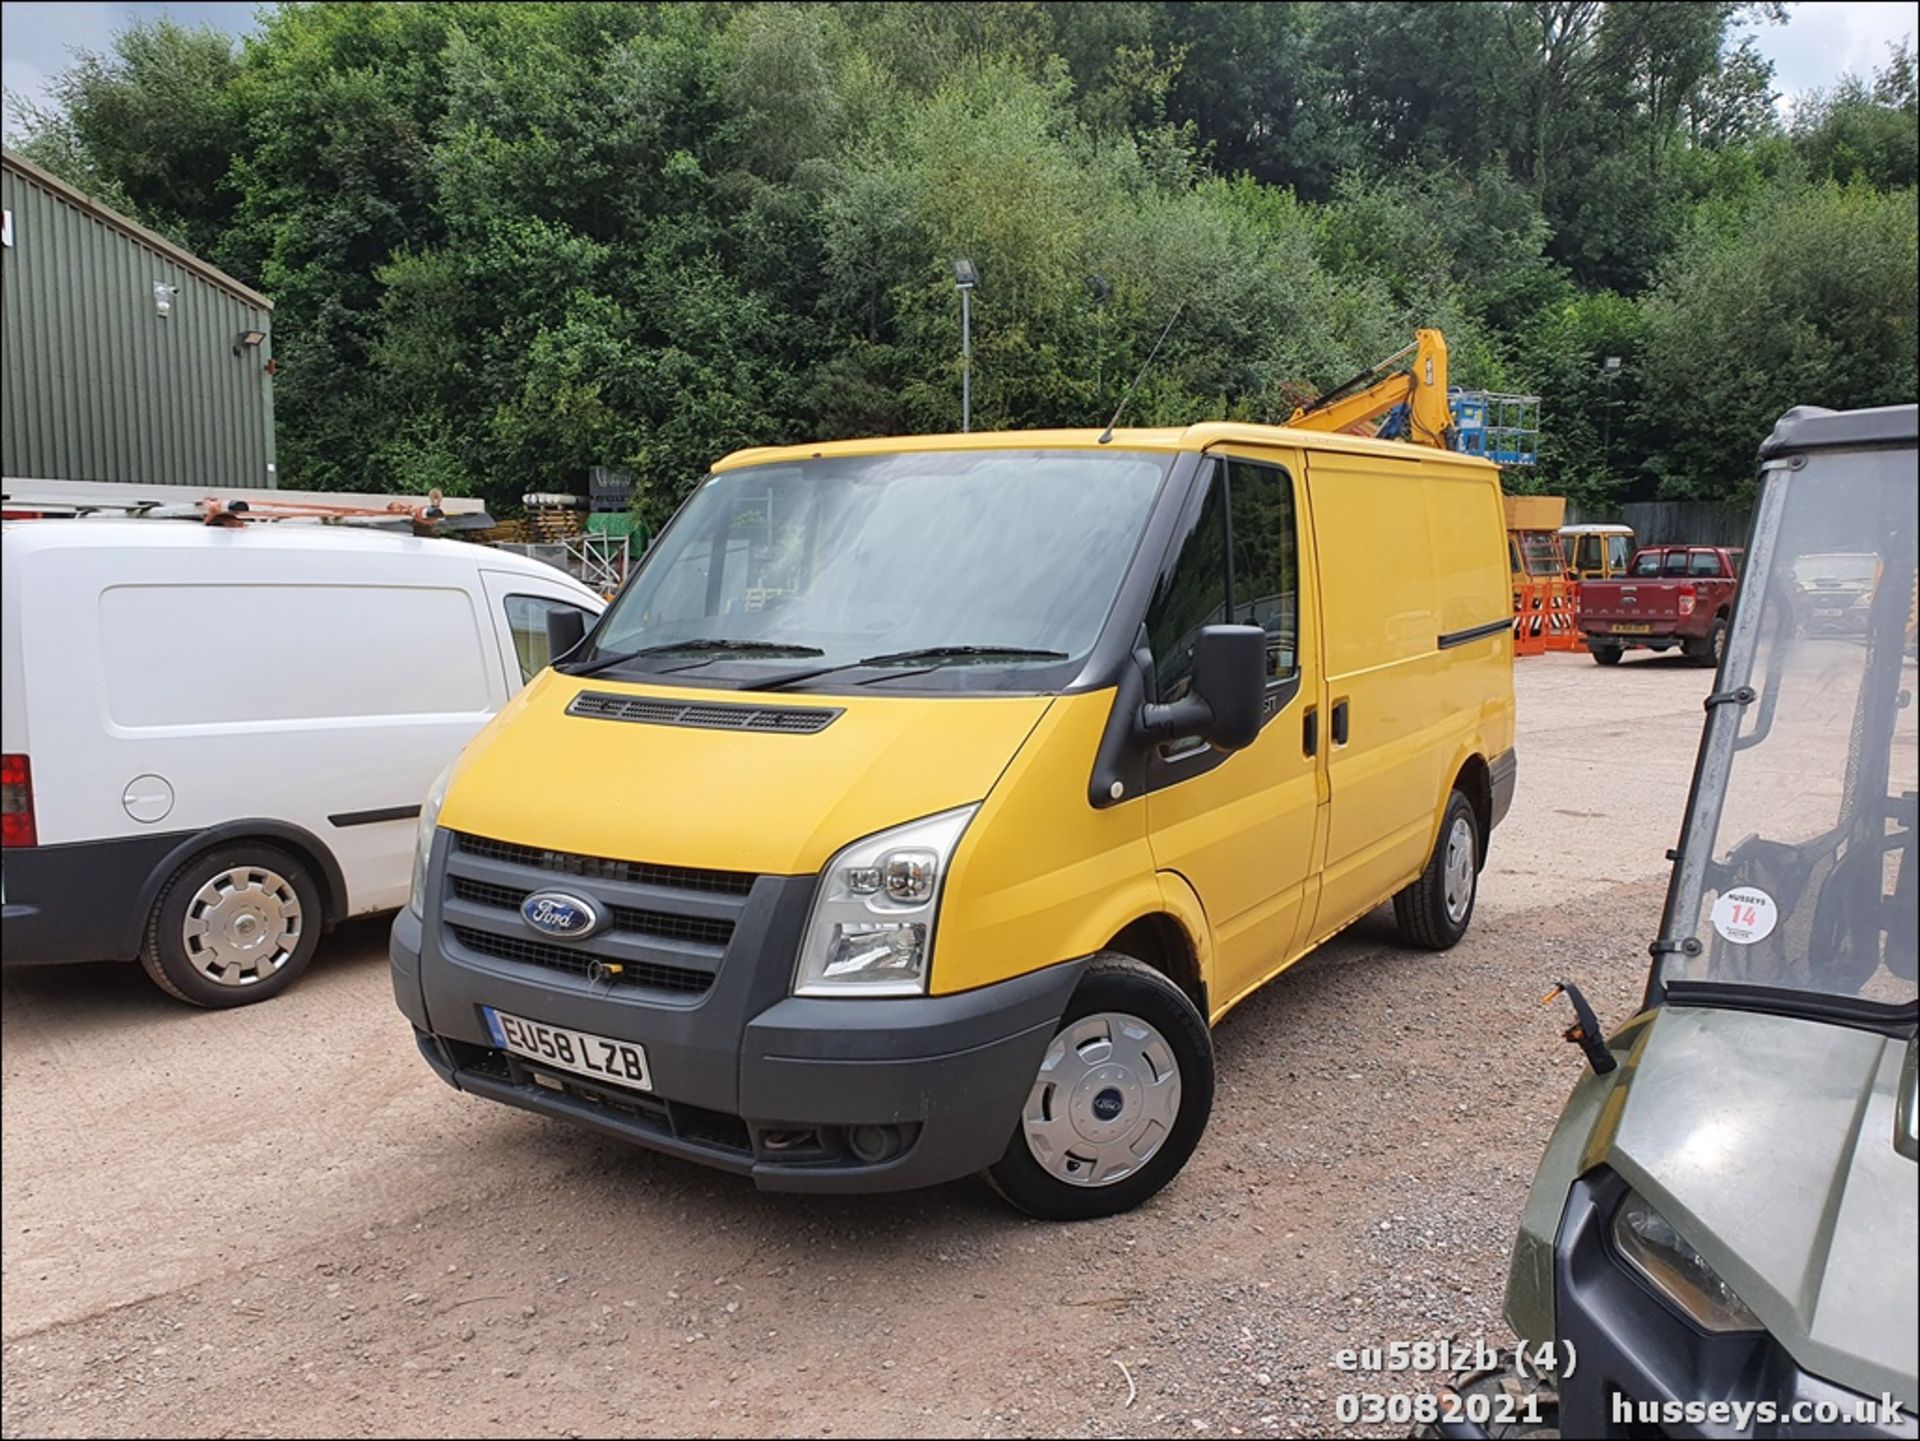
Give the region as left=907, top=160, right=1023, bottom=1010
left=58, top=490, right=465, bottom=536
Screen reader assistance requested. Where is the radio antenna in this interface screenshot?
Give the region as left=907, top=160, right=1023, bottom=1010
left=1098, top=299, right=1187, bottom=444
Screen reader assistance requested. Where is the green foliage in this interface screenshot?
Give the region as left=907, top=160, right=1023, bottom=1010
left=1792, top=42, right=1920, bottom=190
left=8, top=18, right=243, bottom=253
left=1637, top=180, right=1918, bottom=500
left=1513, top=291, right=1647, bottom=505
left=9, top=0, right=1916, bottom=514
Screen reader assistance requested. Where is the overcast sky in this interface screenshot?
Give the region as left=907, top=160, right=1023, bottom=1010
left=4, top=0, right=1916, bottom=143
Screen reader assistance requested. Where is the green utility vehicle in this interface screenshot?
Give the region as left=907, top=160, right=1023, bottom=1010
left=1441, top=404, right=1917, bottom=1440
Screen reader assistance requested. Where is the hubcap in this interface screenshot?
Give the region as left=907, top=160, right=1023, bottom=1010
left=1022, top=1011, right=1182, bottom=1188
left=183, top=866, right=302, bottom=986
left=1443, top=815, right=1476, bottom=925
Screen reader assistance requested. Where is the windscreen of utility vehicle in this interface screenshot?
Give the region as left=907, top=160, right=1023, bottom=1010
left=579, top=449, right=1171, bottom=692
left=1658, top=451, right=1918, bottom=1018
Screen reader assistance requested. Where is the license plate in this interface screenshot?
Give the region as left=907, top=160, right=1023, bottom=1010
left=1611, top=622, right=1652, bottom=635
left=483, top=1007, right=652, bottom=1092
left=1814, top=607, right=1843, bottom=617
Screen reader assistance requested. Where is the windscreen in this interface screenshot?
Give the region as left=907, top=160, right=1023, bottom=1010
left=1659, top=449, right=1918, bottom=1013
left=1518, top=532, right=1561, bottom=577
left=1793, top=552, right=1879, bottom=587
left=590, top=449, right=1170, bottom=687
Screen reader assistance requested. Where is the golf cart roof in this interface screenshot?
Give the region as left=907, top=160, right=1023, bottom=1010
left=1759, top=404, right=1918, bottom=460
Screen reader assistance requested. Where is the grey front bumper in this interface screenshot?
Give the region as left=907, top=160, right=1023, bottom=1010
left=391, top=879, right=1082, bottom=1195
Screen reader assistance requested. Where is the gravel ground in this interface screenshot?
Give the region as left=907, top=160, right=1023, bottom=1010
left=1, top=651, right=1717, bottom=1438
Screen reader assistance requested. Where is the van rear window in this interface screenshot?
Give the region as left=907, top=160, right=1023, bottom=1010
left=99, top=584, right=491, bottom=726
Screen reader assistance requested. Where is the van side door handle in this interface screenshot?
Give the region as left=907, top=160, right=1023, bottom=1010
left=1303, top=705, right=1319, bottom=756
left=1331, top=698, right=1350, bottom=746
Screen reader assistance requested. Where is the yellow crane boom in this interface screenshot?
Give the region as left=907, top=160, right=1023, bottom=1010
left=1286, top=328, right=1453, bottom=449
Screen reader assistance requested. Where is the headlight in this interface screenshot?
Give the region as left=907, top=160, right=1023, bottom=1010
left=793, top=806, right=977, bottom=997
left=1611, top=1191, right=1764, bottom=1333
left=407, top=763, right=456, bottom=918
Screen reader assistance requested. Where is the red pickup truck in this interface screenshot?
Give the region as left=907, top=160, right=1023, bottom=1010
left=1576, top=545, right=1743, bottom=667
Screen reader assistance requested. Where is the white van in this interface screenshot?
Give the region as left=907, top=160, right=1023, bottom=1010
left=0, top=519, right=603, bottom=1007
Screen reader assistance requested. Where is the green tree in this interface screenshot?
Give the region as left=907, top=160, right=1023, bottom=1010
left=1636, top=181, right=1919, bottom=500
left=8, top=18, right=244, bottom=255
left=1793, top=41, right=1920, bottom=190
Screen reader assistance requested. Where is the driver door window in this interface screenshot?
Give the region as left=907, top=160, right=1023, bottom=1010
left=1145, top=458, right=1302, bottom=748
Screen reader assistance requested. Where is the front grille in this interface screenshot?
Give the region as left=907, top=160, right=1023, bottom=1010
left=449, top=877, right=528, bottom=911
left=449, top=926, right=713, bottom=996
left=449, top=875, right=734, bottom=948
left=454, top=833, right=755, bottom=897
left=567, top=691, right=841, bottom=735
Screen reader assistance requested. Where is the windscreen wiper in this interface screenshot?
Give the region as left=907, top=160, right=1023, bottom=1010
left=561, top=638, right=824, bottom=677
left=855, top=645, right=1069, bottom=667
left=754, top=645, right=1069, bottom=693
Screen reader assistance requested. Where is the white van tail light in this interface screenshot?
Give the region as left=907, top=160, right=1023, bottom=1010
left=1, top=754, right=34, bottom=848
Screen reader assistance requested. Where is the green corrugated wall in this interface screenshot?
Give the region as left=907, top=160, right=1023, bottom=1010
left=1, top=154, right=277, bottom=490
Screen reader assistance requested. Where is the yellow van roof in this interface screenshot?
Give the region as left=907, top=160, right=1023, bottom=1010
left=710, top=423, right=1503, bottom=474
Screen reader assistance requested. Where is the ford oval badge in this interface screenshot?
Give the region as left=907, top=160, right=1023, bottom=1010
left=520, top=890, right=602, bottom=941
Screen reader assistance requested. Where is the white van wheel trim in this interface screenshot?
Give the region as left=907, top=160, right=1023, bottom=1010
left=1443, top=815, right=1476, bottom=925
left=1021, top=1011, right=1182, bottom=1188
left=183, top=866, right=303, bottom=986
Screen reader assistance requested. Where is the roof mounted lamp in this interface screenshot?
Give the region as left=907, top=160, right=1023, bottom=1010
left=233, top=329, right=266, bottom=358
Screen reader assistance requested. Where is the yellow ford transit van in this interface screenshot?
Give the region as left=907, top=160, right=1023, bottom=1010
left=390, top=424, right=1516, bottom=1219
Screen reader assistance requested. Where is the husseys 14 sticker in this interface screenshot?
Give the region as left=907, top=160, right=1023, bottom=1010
left=1711, top=887, right=1778, bottom=945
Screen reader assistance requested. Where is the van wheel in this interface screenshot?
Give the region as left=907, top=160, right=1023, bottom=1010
left=140, top=844, right=322, bottom=1008
left=985, top=955, right=1213, bottom=1221
left=1589, top=642, right=1623, bottom=666
left=1394, top=792, right=1479, bottom=951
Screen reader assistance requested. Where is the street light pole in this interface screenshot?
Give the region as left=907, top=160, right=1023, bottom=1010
left=952, top=257, right=978, bottom=433
left=1602, top=355, right=1621, bottom=476
left=1085, top=273, right=1111, bottom=409
left=961, top=284, right=972, bottom=434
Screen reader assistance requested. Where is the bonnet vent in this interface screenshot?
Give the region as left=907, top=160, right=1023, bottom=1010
left=565, top=691, right=842, bottom=735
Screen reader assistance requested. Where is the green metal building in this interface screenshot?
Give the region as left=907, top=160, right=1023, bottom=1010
left=2, top=148, right=277, bottom=492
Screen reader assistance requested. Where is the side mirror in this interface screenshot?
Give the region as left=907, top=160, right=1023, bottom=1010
left=1141, top=624, right=1266, bottom=752
left=546, top=607, right=588, bottom=667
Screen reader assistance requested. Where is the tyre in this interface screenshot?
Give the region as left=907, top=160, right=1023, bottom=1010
left=1588, top=642, right=1623, bottom=666
left=986, top=954, right=1214, bottom=1221
left=1689, top=616, right=1728, bottom=669
left=140, top=843, right=322, bottom=1008
left=1393, top=790, right=1479, bottom=950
